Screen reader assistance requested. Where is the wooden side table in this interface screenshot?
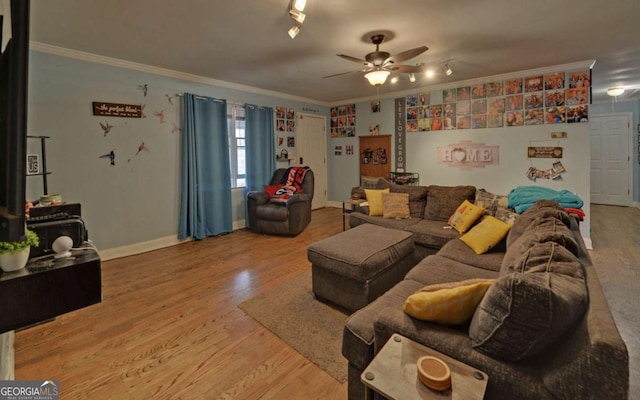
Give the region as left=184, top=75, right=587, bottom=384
left=361, top=333, right=488, bottom=400
left=342, top=198, right=364, bottom=230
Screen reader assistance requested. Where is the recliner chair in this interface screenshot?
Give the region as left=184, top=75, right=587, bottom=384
left=247, top=168, right=314, bottom=236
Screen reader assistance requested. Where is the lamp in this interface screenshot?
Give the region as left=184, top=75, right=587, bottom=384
left=289, top=9, right=306, bottom=24
left=606, top=87, right=625, bottom=97
left=444, top=64, right=453, bottom=76
left=288, top=24, right=301, bottom=39
left=365, top=70, right=390, bottom=86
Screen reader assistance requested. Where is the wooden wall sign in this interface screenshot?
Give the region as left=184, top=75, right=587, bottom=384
left=92, top=102, right=142, bottom=118
left=527, top=147, right=563, bottom=158
left=437, top=140, right=500, bottom=169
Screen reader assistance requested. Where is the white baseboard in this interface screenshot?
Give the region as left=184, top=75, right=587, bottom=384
left=99, top=220, right=247, bottom=261
left=327, top=201, right=342, bottom=208
left=583, top=237, right=593, bottom=250
left=633, top=201, right=640, bottom=210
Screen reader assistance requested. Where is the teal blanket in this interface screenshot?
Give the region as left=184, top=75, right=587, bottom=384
left=507, top=186, right=583, bottom=213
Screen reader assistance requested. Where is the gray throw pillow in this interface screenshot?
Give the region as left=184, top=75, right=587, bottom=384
left=469, top=242, right=588, bottom=361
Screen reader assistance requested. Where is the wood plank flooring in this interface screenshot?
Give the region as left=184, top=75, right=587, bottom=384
left=13, top=205, right=640, bottom=399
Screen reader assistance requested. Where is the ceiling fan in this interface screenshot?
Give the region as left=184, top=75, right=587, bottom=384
left=323, top=34, right=428, bottom=86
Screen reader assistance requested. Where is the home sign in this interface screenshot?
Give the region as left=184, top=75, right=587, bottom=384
left=437, top=140, right=500, bottom=169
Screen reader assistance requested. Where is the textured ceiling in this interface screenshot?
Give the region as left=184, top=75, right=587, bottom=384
left=29, top=0, right=640, bottom=104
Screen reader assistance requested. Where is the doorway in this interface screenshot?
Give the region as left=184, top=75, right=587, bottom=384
left=296, top=113, right=327, bottom=209
left=590, top=113, right=633, bottom=206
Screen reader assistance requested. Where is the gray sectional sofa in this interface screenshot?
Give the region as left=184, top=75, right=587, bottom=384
left=342, top=183, right=629, bottom=399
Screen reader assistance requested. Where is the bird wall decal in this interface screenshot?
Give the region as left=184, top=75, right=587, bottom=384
left=99, top=150, right=116, bottom=166
left=153, top=110, right=165, bottom=123
left=136, top=142, right=149, bottom=155
left=137, top=84, right=148, bottom=96
left=99, top=121, right=114, bottom=136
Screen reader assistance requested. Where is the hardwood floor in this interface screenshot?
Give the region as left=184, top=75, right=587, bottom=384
left=13, top=205, right=640, bottom=399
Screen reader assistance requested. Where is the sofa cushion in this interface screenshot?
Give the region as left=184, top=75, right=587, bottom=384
left=382, top=192, right=411, bottom=219
left=349, top=211, right=421, bottom=231
left=474, top=188, right=509, bottom=214
left=424, top=185, right=476, bottom=222
left=403, top=219, right=460, bottom=250
left=405, top=255, right=499, bottom=286
left=448, top=200, right=485, bottom=233
left=403, top=279, right=495, bottom=325
left=460, top=216, right=512, bottom=255
left=469, top=241, right=588, bottom=361
left=506, top=200, right=572, bottom=247
left=364, top=188, right=390, bottom=216
left=437, top=239, right=504, bottom=272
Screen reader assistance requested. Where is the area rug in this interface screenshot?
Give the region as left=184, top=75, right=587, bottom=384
left=238, top=271, right=348, bottom=383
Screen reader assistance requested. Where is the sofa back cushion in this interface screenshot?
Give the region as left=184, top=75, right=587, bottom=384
left=469, top=241, right=588, bottom=361
left=375, top=180, right=428, bottom=219
left=424, top=185, right=476, bottom=222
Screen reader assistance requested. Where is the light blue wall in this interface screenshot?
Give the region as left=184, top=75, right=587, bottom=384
left=590, top=99, right=640, bottom=202
left=26, top=51, right=328, bottom=251
left=326, top=95, right=593, bottom=240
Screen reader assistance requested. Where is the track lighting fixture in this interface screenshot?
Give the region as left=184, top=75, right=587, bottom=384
left=288, top=25, right=301, bottom=39
left=293, top=0, right=306, bottom=12
left=287, top=0, right=308, bottom=39
left=425, top=70, right=434, bottom=78
left=289, top=9, right=306, bottom=24
left=444, top=64, right=453, bottom=76
left=390, top=76, right=399, bottom=84
left=409, top=73, right=416, bottom=82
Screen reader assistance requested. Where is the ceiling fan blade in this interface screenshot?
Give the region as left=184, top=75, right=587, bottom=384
left=388, top=64, right=426, bottom=73
left=385, top=46, right=428, bottom=64
left=322, top=69, right=370, bottom=79
left=337, top=54, right=369, bottom=65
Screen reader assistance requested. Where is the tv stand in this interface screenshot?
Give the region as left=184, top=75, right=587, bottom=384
left=0, top=248, right=102, bottom=378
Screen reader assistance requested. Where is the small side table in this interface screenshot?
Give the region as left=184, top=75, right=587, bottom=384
left=342, top=198, right=364, bottom=231
left=361, top=333, right=488, bottom=400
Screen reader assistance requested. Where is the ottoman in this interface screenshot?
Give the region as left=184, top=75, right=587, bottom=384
left=308, top=223, right=416, bottom=313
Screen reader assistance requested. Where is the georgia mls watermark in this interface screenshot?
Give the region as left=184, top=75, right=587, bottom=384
left=0, top=380, right=59, bottom=400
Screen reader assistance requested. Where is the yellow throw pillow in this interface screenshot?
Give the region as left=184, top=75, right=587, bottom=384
left=448, top=200, right=485, bottom=233
left=364, top=188, right=390, bottom=216
left=460, top=216, right=512, bottom=254
left=403, top=279, right=495, bottom=325
left=382, top=192, right=411, bottom=219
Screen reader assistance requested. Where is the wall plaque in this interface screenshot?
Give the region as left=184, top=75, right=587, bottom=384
left=527, top=146, right=563, bottom=158
left=437, top=140, right=500, bottom=169
left=92, top=102, right=142, bottom=118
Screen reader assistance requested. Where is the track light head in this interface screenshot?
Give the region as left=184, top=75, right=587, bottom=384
left=444, top=64, right=453, bottom=76
left=289, top=9, right=306, bottom=24
left=409, top=73, right=416, bottom=82
left=288, top=25, right=300, bottom=39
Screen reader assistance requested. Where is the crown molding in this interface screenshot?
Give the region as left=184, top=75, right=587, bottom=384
left=29, top=41, right=329, bottom=107
left=331, top=60, right=597, bottom=106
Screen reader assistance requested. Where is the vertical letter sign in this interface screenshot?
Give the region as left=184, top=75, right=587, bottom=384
left=395, top=97, right=406, bottom=172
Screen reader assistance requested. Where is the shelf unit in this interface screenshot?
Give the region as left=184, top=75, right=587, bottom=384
left=385, top=171, right=419, bottom=185
left=26, top=135, right=51, bottom=195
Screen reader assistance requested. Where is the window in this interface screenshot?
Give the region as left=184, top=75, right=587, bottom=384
left=228, top=105, right=246, bottom=188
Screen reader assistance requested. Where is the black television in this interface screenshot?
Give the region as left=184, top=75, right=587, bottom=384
left=0, top=0, right=30, bottom=242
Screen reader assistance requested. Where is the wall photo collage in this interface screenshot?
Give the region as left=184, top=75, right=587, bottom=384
left=330, top=103, right=357, bottom=138
left=406, top=69, right=590, bottom=132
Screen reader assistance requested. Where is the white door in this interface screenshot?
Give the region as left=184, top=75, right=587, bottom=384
left=590, top=113, right=632, bottom=206
left=296, top=113, right=327, bottom=209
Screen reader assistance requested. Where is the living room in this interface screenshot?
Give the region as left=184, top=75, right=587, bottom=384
left=1, top=0, right=640, bottom=398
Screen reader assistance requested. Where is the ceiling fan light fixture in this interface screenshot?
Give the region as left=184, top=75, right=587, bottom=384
left=293, top=0, right=306, bottom=12
left=365, top=70, right=390, bottom=86
left=288, top=24, right=301, bottom=39
left=289, top=9, right=306, bottom=24
left=445, top=64, right=453, bottom=76
left=606, top=87, right=625, bottom=97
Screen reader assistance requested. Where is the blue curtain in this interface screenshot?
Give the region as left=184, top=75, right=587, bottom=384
left=179, top=93, right=232, bottom=240
left=244, top=104, right=276, bottom=192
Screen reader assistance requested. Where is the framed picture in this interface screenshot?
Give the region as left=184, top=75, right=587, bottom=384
left=26, top=154, right=40, bottom=175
